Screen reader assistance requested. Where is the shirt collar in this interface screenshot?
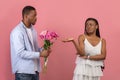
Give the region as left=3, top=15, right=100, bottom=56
left=20, top=21, right=33, bottom=30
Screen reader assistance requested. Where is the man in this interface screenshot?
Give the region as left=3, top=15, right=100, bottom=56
left=10, top=6, right=51, bottom=80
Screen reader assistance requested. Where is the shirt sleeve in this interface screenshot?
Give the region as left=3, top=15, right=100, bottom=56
left=11, top=30, right=40, bottom=59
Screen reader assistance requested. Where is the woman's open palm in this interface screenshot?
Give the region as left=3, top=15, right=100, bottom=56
left=62, top=37, right=74, bottom=42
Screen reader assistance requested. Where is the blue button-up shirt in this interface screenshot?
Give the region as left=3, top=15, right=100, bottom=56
left=10, top=22, right=41, bottom=74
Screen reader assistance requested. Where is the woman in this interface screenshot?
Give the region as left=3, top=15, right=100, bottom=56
left=63, top=18, right=106, bottom=80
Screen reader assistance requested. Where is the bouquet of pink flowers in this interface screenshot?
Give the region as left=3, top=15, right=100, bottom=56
left=39, top=30, right=58, bottom=73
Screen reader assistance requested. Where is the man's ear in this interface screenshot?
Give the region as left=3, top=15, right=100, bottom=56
left=24, top=14, right=28, bottom=19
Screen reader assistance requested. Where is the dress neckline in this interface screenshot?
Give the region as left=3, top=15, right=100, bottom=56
left=84, top=34, right=102, bottom=47
left=85, top=38, right=101, bottom=47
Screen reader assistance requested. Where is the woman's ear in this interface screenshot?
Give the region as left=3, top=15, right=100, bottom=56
left=96, top=25, right=98, bottom=29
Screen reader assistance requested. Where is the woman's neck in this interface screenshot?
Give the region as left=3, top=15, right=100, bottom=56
left=87, top=32, right=96, bottom=37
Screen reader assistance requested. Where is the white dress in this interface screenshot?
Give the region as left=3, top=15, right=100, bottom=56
left=73, top=37, right=104, bottom=80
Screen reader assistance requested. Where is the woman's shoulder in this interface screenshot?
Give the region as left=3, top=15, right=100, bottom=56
left=101, top=38, right=106, bottom=43
left=78, top=34, right=85, bottom=41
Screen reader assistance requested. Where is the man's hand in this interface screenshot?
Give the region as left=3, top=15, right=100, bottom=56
left=40, top=49, right=51, bottom=57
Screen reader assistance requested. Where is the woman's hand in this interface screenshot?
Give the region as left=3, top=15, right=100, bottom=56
left=80, top=55, right=88, bottom=59
left=62, top=37, right=74, bottom=42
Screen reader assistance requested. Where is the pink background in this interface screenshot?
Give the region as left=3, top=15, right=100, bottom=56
left=0, top=0, right=120, bottom=80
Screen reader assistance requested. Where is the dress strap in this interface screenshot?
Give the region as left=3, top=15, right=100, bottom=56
left=84, top=34, right=86, bottom=39
left=100, top=38, right=102, bottom=41
left=100, top=38, right=103, bottom=45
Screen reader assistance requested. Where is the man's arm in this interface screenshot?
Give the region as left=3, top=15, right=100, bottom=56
left=10, top=31, right=40, bottom=59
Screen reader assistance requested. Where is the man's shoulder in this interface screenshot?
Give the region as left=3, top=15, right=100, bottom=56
left=10, top=22, right=24, bottom=36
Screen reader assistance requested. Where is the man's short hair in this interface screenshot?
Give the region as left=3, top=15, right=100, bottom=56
left=22, top=6, right=36, bottom=18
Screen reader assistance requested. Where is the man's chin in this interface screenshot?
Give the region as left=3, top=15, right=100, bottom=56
left=32, top=23, right=36, bottom=25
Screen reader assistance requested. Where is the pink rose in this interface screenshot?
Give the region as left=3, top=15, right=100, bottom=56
left=45, top=32, right=52, bottom=40
left=39, top=30, right=48, bottom=39
left=50, top=32, right=59, bottom=39
left=39, top=30, right=58, bottom=40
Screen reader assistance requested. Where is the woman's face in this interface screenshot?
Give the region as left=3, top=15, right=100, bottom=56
left=85, top=20, right=98, bottom=34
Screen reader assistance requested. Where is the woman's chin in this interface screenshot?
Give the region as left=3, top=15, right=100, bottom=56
left=87, top=31, right=94, bottom=34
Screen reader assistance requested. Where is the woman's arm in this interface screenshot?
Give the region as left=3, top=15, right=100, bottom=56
left=62, top=34, right=86, bottom=56
left=82, top=38, right=106, bottom=60
left=77, top=35, right=86, bottom=56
